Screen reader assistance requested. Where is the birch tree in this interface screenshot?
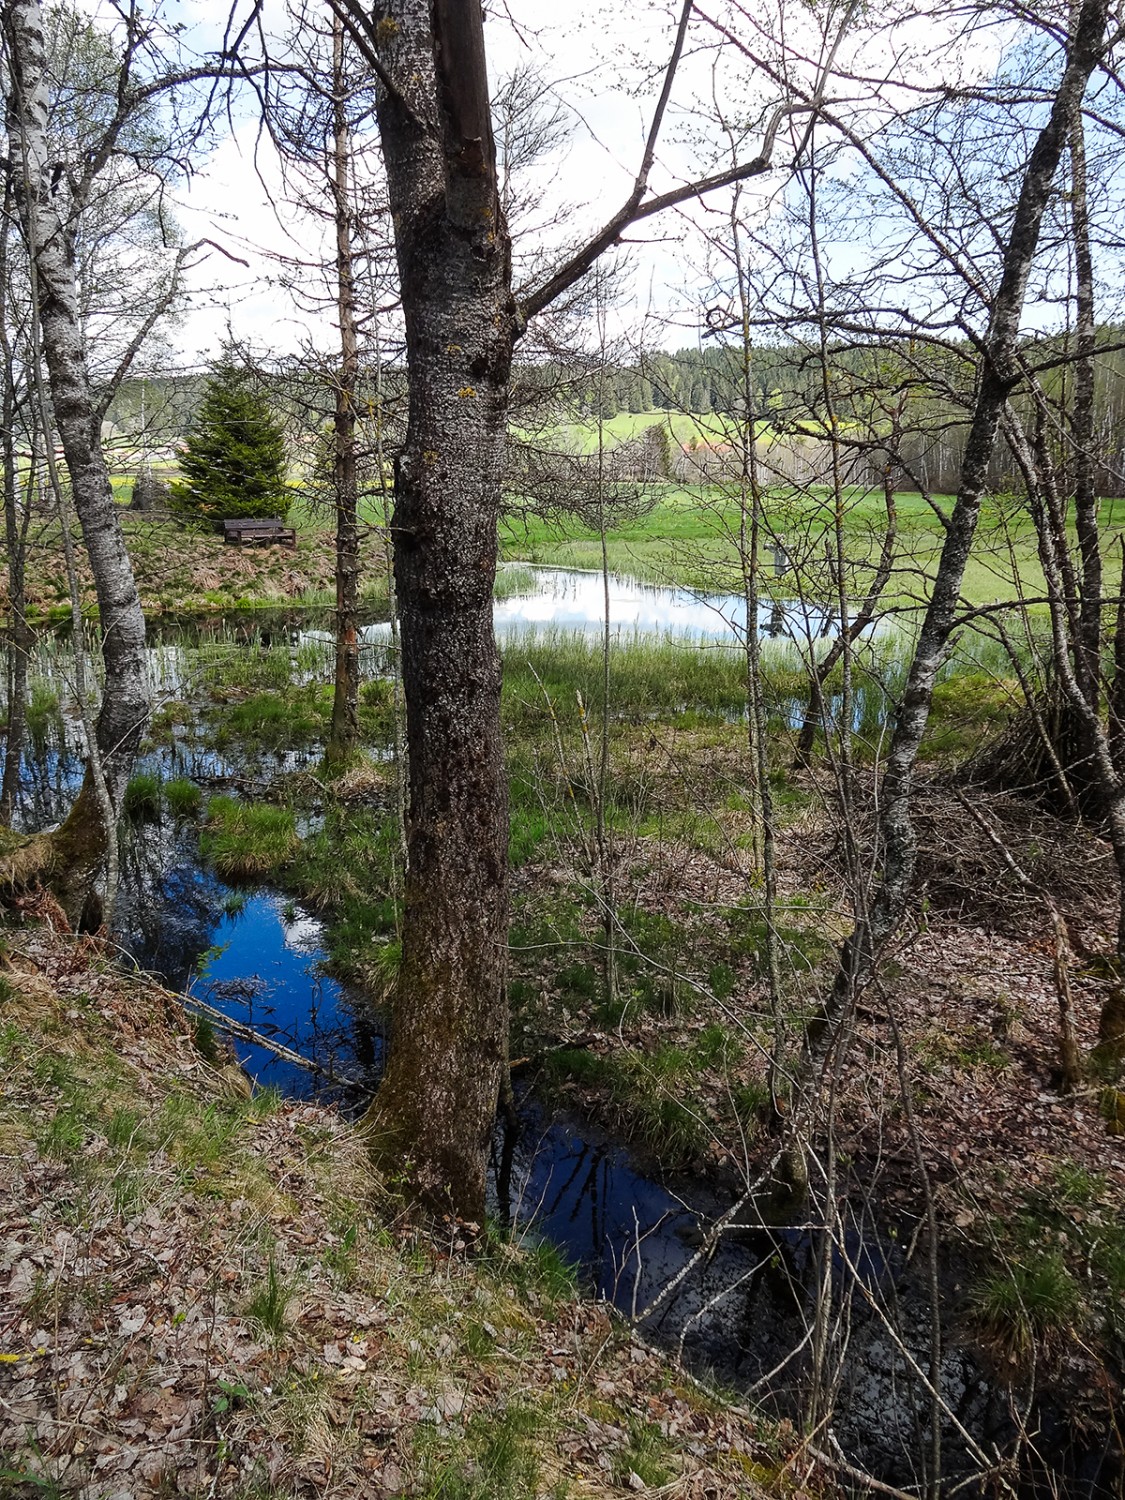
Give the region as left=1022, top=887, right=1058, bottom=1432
left=789, top=0, right=1116, bottom=1178
left=0, top=0, right=247, bottom=916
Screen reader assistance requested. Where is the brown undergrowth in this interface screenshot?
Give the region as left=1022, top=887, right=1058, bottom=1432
left=0, top=922, right=809, bottom=1500
left=4, top=517, right=388, bottom=620
left=516, top=768, right=1125, bottom=1405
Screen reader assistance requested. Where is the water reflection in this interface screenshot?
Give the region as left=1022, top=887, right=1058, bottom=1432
left=190, top=891, right=383, bottom=1101
left=115, top=803, right=382, bottom=1104
left=360, top=567, right=860, bottom=645
left=491, top=1107, right=1109, bottom=1499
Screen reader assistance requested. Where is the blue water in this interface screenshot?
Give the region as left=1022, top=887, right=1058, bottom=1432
left=192, top=891, right=381, bottom=1100
left=4, top=597, right=1112, bottom=1497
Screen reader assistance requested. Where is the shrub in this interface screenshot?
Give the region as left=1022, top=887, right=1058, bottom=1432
left=123, top=771, right=162, bottom=820
left=202, top=796, right=299, bottom=880
left=164, top=778, right=202, bottom=818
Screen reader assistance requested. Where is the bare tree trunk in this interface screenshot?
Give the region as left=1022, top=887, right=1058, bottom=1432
left=1069, top=94, right=1101, bottom=707
left=0, top=187, right=32, bottom=827
left=328, top=0, right=832, bottom=1215
left=5, top=0, right=150, bottom=911
left=0, top=417, right=31, bottom=829
left=592, top=277, right=617, bottom=1012
left=793, top=0, right=1110, bottom=1132
left=326, top=11, right=361, bottom=768
left=359, top=0, right=514, bottom=1218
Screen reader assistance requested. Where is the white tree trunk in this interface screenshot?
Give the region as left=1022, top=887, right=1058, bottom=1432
left=5, top=0, right=151, bottom=911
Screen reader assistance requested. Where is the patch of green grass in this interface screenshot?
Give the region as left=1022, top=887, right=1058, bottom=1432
left=0, top=1016, right=21, bottom=1060
left=111, top=1168, right=146, bottom=1219
left=290, top=807, right=402, bottom=978
left=0, top=1452, right=68, bottom=1499
left=123, top=770, right=163, bottom=820
left=202, top=796, right=299, bottom=881
left=369, top=937, right=403, bottom=998
left=502, top=629, right=749, bottom=723
left=541, top=1048, right=613, bottom=1091
left=972, top=1251, right=1081, bottom=1363
left=725, top=899, right=831, bottom=978
left=322, top=1220, right=359, bottom=1284
left=249, top=1084, right=283, bottom=1118
left=244, top=1256, right=291, bottom=1340
left=732, top=1079, right=771, bottom=1124
left=693, top=1023, right=738, bottom=1067
left=40, top=1104, right=87, bottom=1161
left=509, top=806, right=553, bottom=866
left=194, top=640, right=294, bottom=696
left=708, top=960, right=737, bottom=1000
left=953, top=1035, right=1010, bottom=1071
left=555, top=961, right=599, bottom=1003
left=615, top=1417, right=676, bottom=1489
left=217, top=689, right=325, bottom=752
left=105, top=1106, right=145, bottom=1151
left=1093, top=1230, right=1125, bottom=1306
left=416, top=1403, right=542, bottom=1500
left=165, top=777, right=203, bottom=818
left=1051, top=1160, right=1105, bottom=1207
left=157, top=1091, right=242, bottom=1180
left=629, top=1092, right=706, bottom=1160
left=540, top=1044, right=707, bottom=1164
left=506, top=1235, right=579, bottom=1305
left=32, top=1051, right=75, bottom=1089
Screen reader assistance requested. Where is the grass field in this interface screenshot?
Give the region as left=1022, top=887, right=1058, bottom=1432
left=499, top=481, right=1125, bottom=609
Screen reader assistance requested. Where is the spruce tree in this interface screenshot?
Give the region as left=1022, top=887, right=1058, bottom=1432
left=172, top=365, right=289, bottom=527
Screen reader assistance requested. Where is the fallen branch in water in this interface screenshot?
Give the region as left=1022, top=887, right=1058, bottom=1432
left=181, top=991, right=377, bottom=1096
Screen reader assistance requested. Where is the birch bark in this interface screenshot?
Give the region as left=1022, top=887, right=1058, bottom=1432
left=4, top=0, right=150, bottom=905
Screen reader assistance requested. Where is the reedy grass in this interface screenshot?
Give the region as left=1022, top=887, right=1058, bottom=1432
left=243, top=1256, right=292, bottom=1340
left=26, top=680, right=63, bottom=751
left=971, top=1251, right=1081, bottom=1364
left=123, top=770, right=163, bottom=820
left=202, top=797, right=300, bottom=880
left=165, top=776, right=203, bottom=817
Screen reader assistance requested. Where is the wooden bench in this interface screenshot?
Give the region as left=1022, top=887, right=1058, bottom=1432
left=223, top=517, right=297, bottom=548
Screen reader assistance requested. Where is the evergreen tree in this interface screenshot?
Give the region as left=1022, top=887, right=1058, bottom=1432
left=172, top=364, right=289, bottom=526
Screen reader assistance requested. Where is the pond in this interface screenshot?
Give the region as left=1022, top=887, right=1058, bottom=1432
left=1, top=571, right=1104, bottom=1499
left=495, top=566, right=853, bottom=643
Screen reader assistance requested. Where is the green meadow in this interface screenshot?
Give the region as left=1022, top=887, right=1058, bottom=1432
left=500, top=479, right=1125, bottom=609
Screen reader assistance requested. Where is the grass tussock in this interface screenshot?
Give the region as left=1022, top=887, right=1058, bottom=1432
left=202, top=795, right=300, bottom=880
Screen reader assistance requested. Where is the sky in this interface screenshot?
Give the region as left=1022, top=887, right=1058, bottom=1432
left=72, top=0, right=1023, bottom=373
left=134, top=0, right=793, bottom=367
